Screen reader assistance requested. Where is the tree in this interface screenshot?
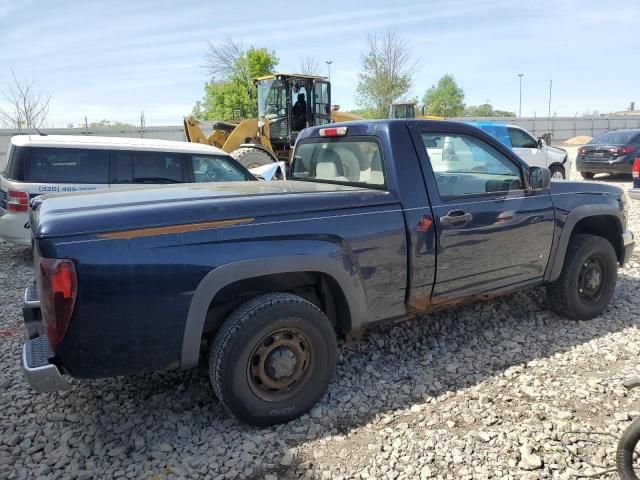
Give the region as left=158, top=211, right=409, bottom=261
left=423, top=74, right=465, bottom=117
left=87, top=119, right=136, bottom=128
left=464, top=103, right=515, bottom=117
left=0, top=69, right=50, bottom=131
left=356, top=30, right=416, bottom=118
left=196, top=39, right=279, bottom=121
left=299, top=56, right=321, bottom=76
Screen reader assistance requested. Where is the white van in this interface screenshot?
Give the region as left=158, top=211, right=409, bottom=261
left=0, top=135, right=256, bottom=246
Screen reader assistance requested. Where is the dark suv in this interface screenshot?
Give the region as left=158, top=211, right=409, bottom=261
left=576, top=129, right=640, bottom=179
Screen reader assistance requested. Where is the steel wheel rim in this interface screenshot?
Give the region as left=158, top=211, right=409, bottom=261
left=247, top=326, right=313, bottom=402
left=578, top=256, right=605, bottom=302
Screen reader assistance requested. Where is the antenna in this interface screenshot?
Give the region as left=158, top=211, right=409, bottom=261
left=140, top=111, right=145, bottom=138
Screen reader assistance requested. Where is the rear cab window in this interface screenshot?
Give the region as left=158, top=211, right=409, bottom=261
left=291, top=137, right=385, bottom=188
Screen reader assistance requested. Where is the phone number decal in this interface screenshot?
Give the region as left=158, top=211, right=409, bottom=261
left=38, top=186, right=99, bottom=193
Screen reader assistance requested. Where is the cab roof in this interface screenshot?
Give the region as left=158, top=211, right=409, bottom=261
left=254, top=73, right=327, bottom=82
left=10, top=135, right=228, bottom=156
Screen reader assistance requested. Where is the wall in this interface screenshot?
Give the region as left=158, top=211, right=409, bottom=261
left=0, top=126, right=186, bottom=166
left=449, top=115, right=640, bottom=142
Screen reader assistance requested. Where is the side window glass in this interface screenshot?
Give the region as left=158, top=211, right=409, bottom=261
left=132, top=152, right=184, bottom=183
left=421, top=132, right=523, bottom=197
left=191, top=155, right=247, bottom=182
left=27, top=148, right=109, bottom=184
left=111, top=151, right=132, bottom=183
left=509, top=128, right=537, bottom=148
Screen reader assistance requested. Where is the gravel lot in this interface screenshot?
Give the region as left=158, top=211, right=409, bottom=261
left=2, top=156, right=640, bottom=480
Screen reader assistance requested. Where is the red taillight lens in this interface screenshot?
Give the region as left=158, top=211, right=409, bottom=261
left=623, top=145, right=635, bottom=155
left=319, top=126, right=348, bottom=137
left=7, top=190, right=29, bottom=212
left=38, top=258, right=77, bottom=346
left=633, top=158, right=640, bottom=179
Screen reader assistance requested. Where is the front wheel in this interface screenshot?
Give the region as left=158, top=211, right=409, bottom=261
left=209, top=293, right=337, bottom=426
left=546, top=234, right=618, bottom=320
left=231, top=147, right=275, bottom=170
left=549, top=164, right=566, bottom=179
left=617, top=417, right=640, bottom=480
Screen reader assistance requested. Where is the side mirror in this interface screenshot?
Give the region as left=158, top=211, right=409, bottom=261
left=529, top=166, right=551, bottom=191
left=537, top=137, right=544, bottom=148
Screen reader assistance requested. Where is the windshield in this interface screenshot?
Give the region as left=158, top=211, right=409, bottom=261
left=591, top=130, right=639, bottom=145
left=257, top=78, right=287, bottom=119
left=291, top=138, right=385, bottom=187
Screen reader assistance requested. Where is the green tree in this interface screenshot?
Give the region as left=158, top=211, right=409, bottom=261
left=356, top=30, right=416, bottom=118
left=464, top=103, right=515, bottom=117
left=196, top=40, right=278, bottom=121
left=87, top=119, right=136, bottom=128
left=423, top=74, right=465, bottom=117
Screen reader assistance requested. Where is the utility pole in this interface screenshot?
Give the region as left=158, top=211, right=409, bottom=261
left=518, top=73, right=524, bottom=117
left=325, top=60, right=333, bottom=81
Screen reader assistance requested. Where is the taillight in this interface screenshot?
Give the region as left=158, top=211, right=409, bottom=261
left=38, top=258, right=77, bottom=346
left=7, top=190, right=29, bottom=212
left=633, top=158, right=640, bottom=179
left=623, top=145, right=635, bottom=155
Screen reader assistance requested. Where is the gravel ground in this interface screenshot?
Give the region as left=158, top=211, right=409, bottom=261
left=2, top=157, right=640, bottom=480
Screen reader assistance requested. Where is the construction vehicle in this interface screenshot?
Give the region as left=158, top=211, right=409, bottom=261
left=389, top=101, right=443, bottom=120
left=184, top=73, right=362, bottom=170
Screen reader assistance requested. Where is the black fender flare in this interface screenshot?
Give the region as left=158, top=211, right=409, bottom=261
left=180, top=255, right=369, bottom=369
left=545, top=204, right=623, bottom=282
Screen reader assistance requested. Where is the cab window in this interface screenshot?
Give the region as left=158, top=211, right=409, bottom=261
left=292, top=137, right=385, bottom=187
left=508, top=127, right=538, bottom=148
left=421, top=132, right=523, bottom=198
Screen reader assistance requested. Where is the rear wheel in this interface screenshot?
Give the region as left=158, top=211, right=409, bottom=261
left=581, top=172, right=595, bottom=179
left=546, top=234, right=617, bottom=320
left=231, top=147, right=275, bottom=170
left=209, top=293, right=337, bottom=426
left=549, top=164, right=566, bottom=179
left=617, top=417, right=640, bottom=480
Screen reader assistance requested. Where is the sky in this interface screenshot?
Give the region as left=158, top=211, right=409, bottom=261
left=1, top=0, right=639, bottom=127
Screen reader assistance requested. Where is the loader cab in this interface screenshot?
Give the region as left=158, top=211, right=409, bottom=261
left=390, top=102, right=416, bottom=119
left=256, top=74, right=331, bottom=155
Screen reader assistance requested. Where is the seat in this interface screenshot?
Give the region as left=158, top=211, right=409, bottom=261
left=369, top=150, right=384, bottom=185
left=315, top=149, right=347, bottom=181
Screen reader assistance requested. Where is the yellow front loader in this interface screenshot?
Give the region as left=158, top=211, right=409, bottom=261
left=389, top=101, right=443, bottom=120
left=184, top=73, right=362, bottom=170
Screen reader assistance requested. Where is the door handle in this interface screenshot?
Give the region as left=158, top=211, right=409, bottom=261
left=440, top=210, right=473, bottom=226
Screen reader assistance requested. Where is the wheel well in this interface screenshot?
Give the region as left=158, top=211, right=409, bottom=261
left=202, top=272, right=351, bottom=337
left=548, top=162, right=564, bottom=170
left=570, top=215, right=623, bottom=263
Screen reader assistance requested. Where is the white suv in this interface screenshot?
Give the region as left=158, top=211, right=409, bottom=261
left=0, top=135, right=256, bottom=246
left=468, top=122, right=571, bottom=179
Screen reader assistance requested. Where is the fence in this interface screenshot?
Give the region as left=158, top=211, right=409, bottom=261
left=449, top=115, right=640, bottom=142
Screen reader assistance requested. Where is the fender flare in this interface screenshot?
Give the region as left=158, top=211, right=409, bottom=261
left=180, top=255, right=369, bottom=369
left=546, top=204, right=623, bottom=282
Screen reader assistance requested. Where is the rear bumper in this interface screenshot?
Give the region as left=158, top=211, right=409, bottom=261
left=622, top=230, right=635, bottom=265
left=0, top=211, right=31, bottom=246
left=576, top=160, right=633, bottom=174
left=21, top=286, right=69, bottom=392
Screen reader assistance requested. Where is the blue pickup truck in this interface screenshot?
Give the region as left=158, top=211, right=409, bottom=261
left=22, top=120, right=634, bottom=425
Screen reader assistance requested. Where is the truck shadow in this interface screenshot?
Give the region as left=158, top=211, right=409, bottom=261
left=56, top=271, right=640, bottom=477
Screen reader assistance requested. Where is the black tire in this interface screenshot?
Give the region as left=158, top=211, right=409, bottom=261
left=581, top=172, right=595, bottom=179
left=617, top=417, right=640, bottom=480
left=549, top=164, right=566, bottom=179
left=546, top=234, right=617, bottom=320
left=209, top=293, right=337, bottom=426
left=231, top=147, right=275, bottom=169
